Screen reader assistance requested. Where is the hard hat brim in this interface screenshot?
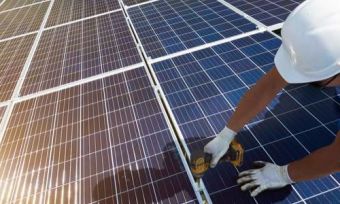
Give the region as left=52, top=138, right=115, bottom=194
left=274, top=44, right=322, bottom=84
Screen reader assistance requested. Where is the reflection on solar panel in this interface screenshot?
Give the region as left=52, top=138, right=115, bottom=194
left=152, top=32, right=340, bottom=203
left=226, top=0, right=304, bottom=26
left=0, top=67, right=198, bottom=203
left=0, top=34, right=36, bottom=102
left=128, top=0, right=257, bottom=58
left=46, top=0, right=121, bottom=27
left=21, top=11, right=142, bottom=96
left=0, top=2, right=48, bottom=40
left=0, top=0, right=46, bottom=12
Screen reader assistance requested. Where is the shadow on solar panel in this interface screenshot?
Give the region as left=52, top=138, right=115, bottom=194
left=91, top=144, right=192, bottom=203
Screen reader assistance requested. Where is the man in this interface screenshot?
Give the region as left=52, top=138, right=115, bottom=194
left=204, top=0, right=340, bottom=197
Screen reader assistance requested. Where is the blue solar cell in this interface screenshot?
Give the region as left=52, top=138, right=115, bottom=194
left=173, top=104, right=204, bottom=124
left=206, top=65, right=234, bottom=80
left=267, top=92, right=301, bottom=115
left=249, top=117, right=291, bottom=144
left=306, top=99, right=340, bottom=124
left=277, top=109, right=321, bottom=134
left=128, top=0, right=256, bottom=58
left=305, top=189, right=340, bottom=203
left=228, top=58, right=257, bottom=73
left=215, top=75, right=244, bottom=92
left=295, top=126, right=335, bottom=152
left=239, top=69, right=264, bottom=85
left=326, top=119, right=340, bottom=133
left=289, top=85, right=330, bottom=106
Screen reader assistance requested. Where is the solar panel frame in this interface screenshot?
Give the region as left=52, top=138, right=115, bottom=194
left=150, top=31, right=340, bottom=203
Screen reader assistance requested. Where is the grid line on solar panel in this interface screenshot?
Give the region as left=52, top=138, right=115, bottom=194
left=225, top=0, right=304, bottom=26
left=21, top=11, right=142, bottom=96
left=0, top=67, right=199, bottom=203
left=123, top=0, right=157, bottom=7
left=0, top=0, right=48, bottom=13
left=0, top=1, right=49, bottom=40
left=46, top=0, right=121, bottom=27
left=0, top=34, right=36, bottom=102
left=151, top=32, right=340, bottom=203
left=128, top=0, right=257, bottom=59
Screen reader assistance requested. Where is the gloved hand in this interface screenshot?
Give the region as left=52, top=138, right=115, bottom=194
left=204, top=127, right=236, bottom=168
left=237, top=161, right=294, bottom=197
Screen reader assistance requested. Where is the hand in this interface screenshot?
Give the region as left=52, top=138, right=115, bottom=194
left=237, top=161, right=294, bottom=197
left=204, top=127, right=236, bottom=168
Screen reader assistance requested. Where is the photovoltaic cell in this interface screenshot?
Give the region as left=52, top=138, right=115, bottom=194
left=128, top=0, right=257, bottom=58
left=21, top=11, right=142, bottom=96
left=46, top=0, right=121, bottom=27
left=0, top=34, right=36, bottom=102
left=0, top=67, right=198, bottom=203
left=0, top=2, right=48, bottom=40
left=226, top=0, right=304, bottom=26
left=0, top=0, right=46, bottom=12
left=152, top=32, right=340, bottom=203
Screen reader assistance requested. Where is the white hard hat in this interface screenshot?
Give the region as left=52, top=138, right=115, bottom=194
left=275, top=0, right=340, bottom=84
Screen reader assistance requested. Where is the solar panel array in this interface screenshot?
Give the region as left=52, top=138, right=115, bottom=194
left=0, top=0, right=339, bottom=203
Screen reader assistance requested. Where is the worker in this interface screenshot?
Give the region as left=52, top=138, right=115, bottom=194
left=204, top=0, right=340, bottom=197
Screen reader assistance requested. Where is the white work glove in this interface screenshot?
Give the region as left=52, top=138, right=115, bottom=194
left=204, top=127, right=236, bottom=168
left=237, top=161, right=294, bottom=197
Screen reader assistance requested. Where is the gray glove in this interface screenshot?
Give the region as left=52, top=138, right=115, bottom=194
left=204, top=127, right=236, bottom=168
left=237, top=161, right=294, bottom=197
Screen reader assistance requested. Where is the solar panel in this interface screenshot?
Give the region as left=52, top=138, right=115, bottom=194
left=0, top=0, right=46, bottom=12
left=0, top=34, right=36, bottom=102
left=21, top=11, right=142, bottom=96
left=46, top=0, right=121, bottom=27
left=151, top=31, right=340, bottom=203
left=0, top=2, right=48, bottom=40
left=128, top=0, right=257, bottom=58
left=0, top=67, right=198, bottom=203
left=225, top=0, right=304, bottom=26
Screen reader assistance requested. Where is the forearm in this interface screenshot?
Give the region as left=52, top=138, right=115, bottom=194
left=289, top=133, right=340, bottom=182
left=228, top=67, right=288, bottom=132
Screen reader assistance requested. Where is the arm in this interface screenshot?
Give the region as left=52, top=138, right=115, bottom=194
left=228, top=67, right=288, bottom=132
left=205, top=67, right=288, bottom=167
left=289, top=131, right=340, bottom=182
